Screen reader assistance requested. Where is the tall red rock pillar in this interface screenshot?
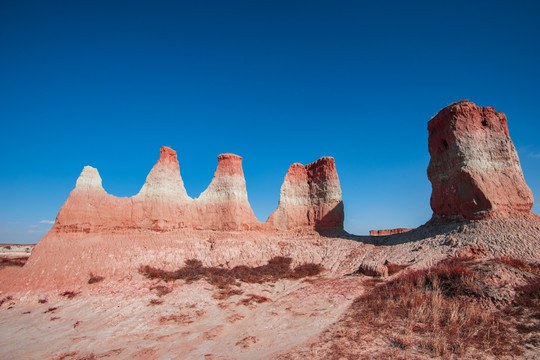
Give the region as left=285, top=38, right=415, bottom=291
left=196, top=153, right=260, bottom=230
left=267, top=157, right=344, bottom=231
left=132, top=146, right=192, bottom=231
left=427, top=100, right=534, bottom=220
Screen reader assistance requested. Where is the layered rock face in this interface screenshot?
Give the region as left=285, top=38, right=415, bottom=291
left=134, top=146, right=190, bottom=202
left=266, top=157, right=344, bottom=231
left=53, top=147, right=342, bottom=233
left=427, top=100, right=534, bottom=220
left=195, top=153, right=259, bottom=230
left=54, top=147, right=260, bottom=232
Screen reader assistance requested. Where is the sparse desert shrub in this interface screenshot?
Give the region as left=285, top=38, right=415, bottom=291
left=159, top=314, right=194, bottom=325
left=138, top=265, right=177, bottom=282
left=227, top=313, right=245, bottom=323
left=510, top=276, right=540, bottom=336
left=60, top=291, right=79, bottom=299
left=73, top=321, right=81, bottom=328
left=213, top=288, right=244, bottom=300
left=150, top=285, right=172, bottom=297
left=88, top=273, right=104, bottom=284
left=55, top=352, right=79, bottom=360
left=239, top=294, right=271, bottom=306
left=289, top=263, right=324, bottom=279
left=236, top=335, right=258, bottom=348
left=139, top=257, right=324, bottom=290
left=497, top=256, right=540, bottom=276
left=44, top=306, right=58, bottom=314
left=184, top=259, right=203, bottom=268
left=148, top=298, right=163, bottom=306
left=0, top=295, right=13, bottom=307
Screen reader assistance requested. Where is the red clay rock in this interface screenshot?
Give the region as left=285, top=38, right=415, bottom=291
left=195, top=153, right=260, bottom=231
left=369, top=228, right=413, bottom=236
left=427, top=100, right=534, bottom=220
left=54, top=147, right=260, bottom=233
left=134, top=146, right=190, bottom=202
left=52, top=148, right=346, bottom=234
left=266, top=157, right=344, bottom=231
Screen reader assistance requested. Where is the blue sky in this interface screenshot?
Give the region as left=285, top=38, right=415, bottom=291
left=1, top=1, right=539, bottom=243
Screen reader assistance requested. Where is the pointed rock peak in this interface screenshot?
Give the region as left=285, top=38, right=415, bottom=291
left=135, top=146, right=190, bottom=201
left=157, top=146, right=179, bottom=167
left=215, top=153, right=244, bottom=177
left=75, top=166, right=105, bottom=192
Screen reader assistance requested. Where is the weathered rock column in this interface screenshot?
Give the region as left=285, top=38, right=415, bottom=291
left=427, top=100, right=533, bottom=220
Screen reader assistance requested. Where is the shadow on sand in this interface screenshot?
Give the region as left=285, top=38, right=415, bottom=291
left=317, top=215, right=469, bottom=247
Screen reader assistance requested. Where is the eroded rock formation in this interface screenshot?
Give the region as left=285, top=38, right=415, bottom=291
left=52, top=147, right=341, bottom=233
left=428, top=100, right=534, bottom=220
left=266, top=157, right=344, bottom=231
left=195, top=153, right=259, bottom=230
left=54, top=147, right=260, bottom=232
left=369, top=228, right=413, bottom=236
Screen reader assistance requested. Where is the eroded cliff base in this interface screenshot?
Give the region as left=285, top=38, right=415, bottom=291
left=1, top=214, right=539, bottom=360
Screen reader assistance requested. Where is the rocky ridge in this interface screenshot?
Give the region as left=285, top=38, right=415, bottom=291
left=53, top=148, right=343, bottom=233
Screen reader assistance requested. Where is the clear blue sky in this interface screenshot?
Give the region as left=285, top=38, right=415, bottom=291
left=1, top=1, right=539, bottom=243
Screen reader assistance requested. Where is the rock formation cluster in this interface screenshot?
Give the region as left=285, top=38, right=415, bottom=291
left=53, top=147, right=344, bottom=233
left=52, top=100, right=536, bottom=236
left=428, top=100, right=534, bottom=220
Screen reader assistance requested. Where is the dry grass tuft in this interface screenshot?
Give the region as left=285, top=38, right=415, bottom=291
left=150, top=285, right=172, bottom=297
left=322, top=256, right=534, bottom=359
left=88, top=273, right=104, bottom=284
left=497, top=256, right=540, bottom=276
left=159, top=313, right=194, bottom=325
left=148, top=298, right=164, bottom=306
left=239, top=294, right=272, bottom=306
left=213, top=288, right=244, bottom=300
left=55, top=352, right=79, bottom=360
left=0, top=295, right=13, bottom=307
left=236, top=336, right=258, bottom=348
left=60, top=291, right=79, bottom=299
